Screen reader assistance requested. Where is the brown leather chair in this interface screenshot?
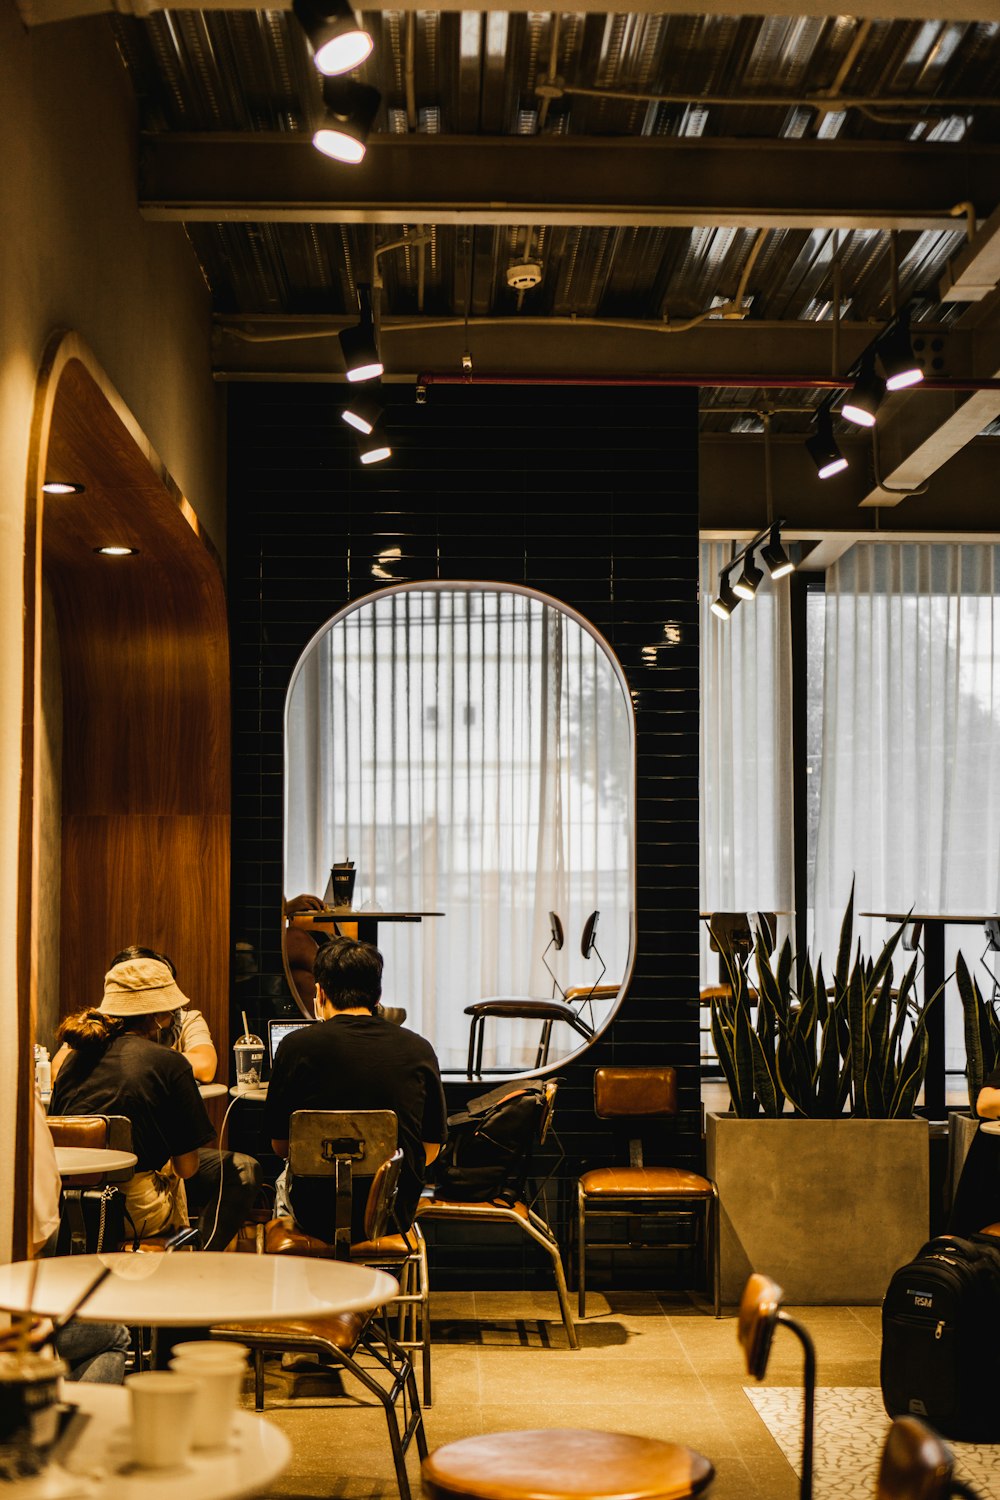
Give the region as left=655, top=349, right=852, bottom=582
left=211, top=1144, right=428, bottom=1500
left=47, top=1113, right=135, bottom=1253
left=576, top=1066, right=719, bottom=1318
left=422, top=1428, right=714, bottom=1500
left=217, top=1108, right=431, bottom=1402
left=876, top=1415, right=978, bottom=1500
left=738, top=1273, right=816, bottom=1500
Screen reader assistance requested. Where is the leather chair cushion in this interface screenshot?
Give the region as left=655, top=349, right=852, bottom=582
left=979, top=1222, right=1000, bottom=1237
left=421, top=1428, right=714, bottom=1500
left=263, top=1215, right=416, bottom=1261
left=593, top=1067, right=677, bottom=1118
left=418, top=1195, right=529, bottom=1222
left=579, top=1167, right=713, bottom=1196
left=46, top=1116, right=108, bottom=1149
left=214, top=1313, right=366, bottom=1352
left=464, top=999, right=578, bottom=1021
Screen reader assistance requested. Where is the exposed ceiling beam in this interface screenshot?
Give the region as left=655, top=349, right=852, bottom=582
left=17, top=0, right=1000, bottom=23
left=939, top=203, right=1000, bottom=303
left=141, top=135, right=1000, bottom=232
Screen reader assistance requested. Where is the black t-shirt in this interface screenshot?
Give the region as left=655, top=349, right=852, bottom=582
left=263, top=1013, right=448, bottom=1239
left=50, top=1032, right=214, bottom=1171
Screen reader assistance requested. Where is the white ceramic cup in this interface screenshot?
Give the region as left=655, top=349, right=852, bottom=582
left=168, top=1358, right=244, bottom=1450
left=169, top=1340, right=250, bottom=1365
left=125, top=1371, right=198, bottom=1470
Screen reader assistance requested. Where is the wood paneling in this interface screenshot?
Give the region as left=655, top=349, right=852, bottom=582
left=26, top=339, right=230, bottom=1099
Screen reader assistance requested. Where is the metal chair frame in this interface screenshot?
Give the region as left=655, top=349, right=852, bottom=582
left=738, top=1273, right=816, bottom=1500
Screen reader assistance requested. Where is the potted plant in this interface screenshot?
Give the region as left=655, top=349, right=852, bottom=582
left=705, top=885, right=941, bottom=1304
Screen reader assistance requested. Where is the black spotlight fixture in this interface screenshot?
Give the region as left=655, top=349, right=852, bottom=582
left=841, top=354, right=885, bottom=429
left=806, top=407, right=848, bottom=479
left=340, top=390, right=384, bottom=435
left=338, top=283, right=383, bottom=383
left=313, top=77, right=381, bottom=164
left=877, top=312, right=924, bottom=392
left=293, top=0, right=373, bottom=75
left=710, top=569, right=740, bottom=621
left=733, top=548, right=764, bottom=600
left=760, top=525, right=794, bottom=580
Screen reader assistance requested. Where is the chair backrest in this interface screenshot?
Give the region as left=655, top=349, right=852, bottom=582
left=47, top=1113, right=134, bottom=1184
left=593, top=1066, right=677, bottom=1121
left=363, top=1147, right=403, bottom=1242
left=876, top=1417, right=956, bottom=1500
left=709, top=911, right=776, bottom=960
left=289, top=1109, right=398, bottom=1255
left=737, top=1271, right=784, bottom=1379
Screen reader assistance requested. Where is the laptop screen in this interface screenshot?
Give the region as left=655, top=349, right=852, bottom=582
left=267, top=1018, right=314, bottom=1067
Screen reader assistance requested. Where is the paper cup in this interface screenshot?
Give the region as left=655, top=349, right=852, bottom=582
left=125, top=1371, right=198, bottom=1470
left=169, top=1358, right=243, bottom=1450
left=170, top=1340, right=250, bottom=1365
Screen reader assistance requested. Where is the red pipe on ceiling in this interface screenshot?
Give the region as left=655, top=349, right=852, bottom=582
left=417, top=373, right=1000, bottom=391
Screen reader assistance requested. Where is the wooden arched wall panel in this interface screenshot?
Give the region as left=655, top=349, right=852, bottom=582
left=39, top=346, right=229, bottom=1062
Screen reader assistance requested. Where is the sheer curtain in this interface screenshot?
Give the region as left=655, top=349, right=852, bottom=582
left=812, top=544, right=1000, bottom=1064
left=699, top=542, right=795, bottom=1004
left=285, top=587, right=633, bottom=1072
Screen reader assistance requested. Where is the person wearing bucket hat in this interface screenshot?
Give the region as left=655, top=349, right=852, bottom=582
left=49, top=958, right=215, bottom=1242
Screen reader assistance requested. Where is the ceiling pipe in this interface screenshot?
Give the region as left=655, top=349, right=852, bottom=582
left=417, top=373, right=1000, bottom=390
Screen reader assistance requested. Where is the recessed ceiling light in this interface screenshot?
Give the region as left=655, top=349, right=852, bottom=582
left=43, top=481, right=86, bottom=495
left=93, top=546, right=139, bottom=557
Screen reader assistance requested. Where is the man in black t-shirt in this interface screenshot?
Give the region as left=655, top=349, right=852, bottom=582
left=263, top=937, right=448, bottom=1240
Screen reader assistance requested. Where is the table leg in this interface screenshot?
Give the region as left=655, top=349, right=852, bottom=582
left=923, top=920, right=946, bottom=1119
left=356, top=917, right=379, bottom=946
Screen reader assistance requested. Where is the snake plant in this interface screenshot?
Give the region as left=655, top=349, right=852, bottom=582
left=956, top=949, right=1000, bottom=1111
left=708, top=883, right=941, bottom=1118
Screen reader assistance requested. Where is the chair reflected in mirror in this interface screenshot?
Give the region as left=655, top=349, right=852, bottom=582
left=463, top=910, right=614, bottom=1078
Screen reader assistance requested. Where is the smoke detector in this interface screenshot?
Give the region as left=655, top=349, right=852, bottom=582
left=506, top=261, right=543, bottom=291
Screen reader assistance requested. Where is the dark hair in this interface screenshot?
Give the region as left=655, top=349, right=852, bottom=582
left=56, top=1008, right=129, bottom=1053
left=110, top=944, right=177, bottom=977
left=312, top=937, right=383, bottom=1012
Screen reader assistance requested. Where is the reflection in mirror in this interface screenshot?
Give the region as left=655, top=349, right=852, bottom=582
left=284, top=583, right=635, bottom=1074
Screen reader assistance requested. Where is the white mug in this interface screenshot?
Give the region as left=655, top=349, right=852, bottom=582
left=125, top=1371, right=198, bottom=1469
left=169, top=1358, right=244, bottom=1450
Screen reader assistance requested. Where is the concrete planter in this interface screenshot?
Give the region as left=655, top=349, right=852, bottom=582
left=705, top=1112, right=930, bottom=1306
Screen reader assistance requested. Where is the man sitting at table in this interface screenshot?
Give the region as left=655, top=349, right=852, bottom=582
left=264, top=936, right=448, bottom=1242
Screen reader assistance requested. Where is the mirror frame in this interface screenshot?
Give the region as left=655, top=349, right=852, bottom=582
left=282, top=578, right=637, bottom=1074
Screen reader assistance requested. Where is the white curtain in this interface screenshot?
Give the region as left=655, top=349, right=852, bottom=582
left=699, top=542, right=795, bottom=1001
left=285, top=587, right=633, bottom=1072
left=813, top=544, right=1000, bottom=1063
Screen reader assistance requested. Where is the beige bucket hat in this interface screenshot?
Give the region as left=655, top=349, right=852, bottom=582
left=99, top=957, right=191, bottom=1016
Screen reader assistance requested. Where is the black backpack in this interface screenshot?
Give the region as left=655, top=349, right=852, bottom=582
left=880, top=1232, right=1000, bottom=1441
left=431, top=1080, right=552, bottom=1206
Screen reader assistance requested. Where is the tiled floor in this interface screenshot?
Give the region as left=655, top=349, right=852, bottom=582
left=246, top=1290, right=885, bottom=1500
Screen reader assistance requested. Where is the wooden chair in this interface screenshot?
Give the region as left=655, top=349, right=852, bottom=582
left=738, top=1273, right=816, bottom=1500
left=47, top=1114, right=135, bottom=1253
left=463, top=910, right=613, bottom=1077
left=417, top=1079, right=578, bottom=1350
left=422, top=1428, right=714, bottom=1500
left=876, top=1415, right=981, bottom=1499
left=576, top=1066, right=719, bottom=1318
left=210, top=1136, right=427, bottom=1500
left=221, top=1108, right=431, bottom=1403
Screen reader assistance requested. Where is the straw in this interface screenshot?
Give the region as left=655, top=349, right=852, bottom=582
left=15, top=1259, right=42, bottom=1355
left=36, top=1265, right=113, bottom=1351
left=241, top=1010, right=249, bottom=1040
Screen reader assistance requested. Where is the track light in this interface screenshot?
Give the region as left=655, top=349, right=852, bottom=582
left=293, top=0, right=373, bottom=75
left=340, top=391, right=384, bottom=434
left=711, top=570, right=740, bottom=621
left=338, top=284, right=383, bottom=382
left=878, top=314, right=924, bottom=392
left=806, top=407, right=848, bottom=479
left=760, top=526, right=794, bottom=580
left=312, top=78, right=381, bottom=165
left=841, top=356, right=885, bottom=428
left=733, top=549, right=764, bottom=600
left=356, top=423, right=392, bottom=465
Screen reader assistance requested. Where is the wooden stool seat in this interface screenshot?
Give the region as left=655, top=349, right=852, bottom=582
left=422, top=1429, right=714, bottom=1500
left=979, top=1221, right=1000, bottom=1237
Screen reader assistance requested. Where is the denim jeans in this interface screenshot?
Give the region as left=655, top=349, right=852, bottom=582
left=55, top=1321, right=131, bottom=1383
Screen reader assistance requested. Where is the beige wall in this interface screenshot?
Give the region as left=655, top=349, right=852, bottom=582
left=0, top=0, right=225, bottom=1257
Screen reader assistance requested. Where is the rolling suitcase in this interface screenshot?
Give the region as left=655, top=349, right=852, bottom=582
left=880, top=1233, right=1000, bottom=1441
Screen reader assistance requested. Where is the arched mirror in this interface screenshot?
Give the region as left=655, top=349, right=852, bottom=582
left=283, top=582, right=636, bottom=1076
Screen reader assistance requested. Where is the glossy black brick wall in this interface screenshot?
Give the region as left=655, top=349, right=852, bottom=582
left=227, top=382, right=701, bottom=1289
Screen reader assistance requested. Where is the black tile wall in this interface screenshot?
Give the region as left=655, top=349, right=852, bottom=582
left=227, top=382, right=701, bottom=1288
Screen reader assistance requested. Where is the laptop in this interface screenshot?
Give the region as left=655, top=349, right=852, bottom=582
left=267, top=1018, right=314, bottom=1068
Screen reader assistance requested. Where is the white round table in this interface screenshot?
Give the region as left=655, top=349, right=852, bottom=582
left=16, top=1380, right=290, bottom=1500
left=55, top=1147, right=137, bottom=1181
left=229, top=1085, right=268, bottom=1101
left=0, top=1253, right=397, bottom=1326
left=197, top=1082, right=230, bottom=1100
left=979, top=1120, right=1000, bottom=1135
